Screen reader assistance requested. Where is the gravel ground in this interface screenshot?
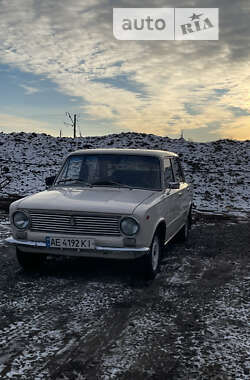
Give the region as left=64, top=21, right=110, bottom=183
left=0, top=214, right=249, bottom=380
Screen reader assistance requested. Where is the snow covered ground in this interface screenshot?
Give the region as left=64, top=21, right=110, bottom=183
left=0, top=131, right=249, bottom=214
left=0, top=218, right=249, bottom=379
left=0, top=211, right=10, bottom=246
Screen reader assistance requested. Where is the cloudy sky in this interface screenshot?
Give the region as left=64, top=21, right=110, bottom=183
left=0, top=0, right=249, bottom=141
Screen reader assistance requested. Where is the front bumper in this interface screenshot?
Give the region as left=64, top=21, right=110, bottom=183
left=5, top=237, right=150, bottom=260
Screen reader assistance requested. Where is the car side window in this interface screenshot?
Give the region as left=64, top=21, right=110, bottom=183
left=164, top=158, right=174, bottom=188
left=171, top=158, right=185, bottom=183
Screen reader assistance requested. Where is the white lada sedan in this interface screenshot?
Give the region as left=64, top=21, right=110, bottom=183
left=6, top=148, right=192, bottom=279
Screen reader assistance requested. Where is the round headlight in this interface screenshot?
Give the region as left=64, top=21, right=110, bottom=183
left=120, top=217, right=139, bottom=236
left=13, top=211, right=30, bottom=230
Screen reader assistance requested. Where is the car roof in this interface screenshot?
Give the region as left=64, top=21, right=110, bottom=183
left=69, top=148, right=178, bottom=158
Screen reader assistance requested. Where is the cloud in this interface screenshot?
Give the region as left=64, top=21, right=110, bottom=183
left=0, top=113, right=56, bottom=135
left=20, top=84, right=40, bottom=95
left=0, top=0, right=249, bottom=140
left=216, top=116, right=250, bottom=140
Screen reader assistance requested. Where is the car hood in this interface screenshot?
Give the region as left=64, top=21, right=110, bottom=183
left=16, top=186, right=155, bottom=215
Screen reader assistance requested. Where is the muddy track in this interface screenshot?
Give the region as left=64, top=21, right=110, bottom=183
left=0, top=270, right=136, bottom=379
left=0, top=218, right=249, bottom=379
left=49, top=305, right=134, bottom=380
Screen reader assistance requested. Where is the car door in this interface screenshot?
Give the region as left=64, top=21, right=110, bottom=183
left=161, top=157, right=181, bottom=242
left=170, top=157, right=190, bottom=228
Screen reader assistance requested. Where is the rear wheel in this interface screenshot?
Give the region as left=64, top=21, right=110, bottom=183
left=16, top=249, right=46, bottom=272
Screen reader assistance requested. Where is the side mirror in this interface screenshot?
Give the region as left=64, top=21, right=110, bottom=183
left=45, top=175, right=56, bottom=188
left=169, top=181, right=180, bottom=189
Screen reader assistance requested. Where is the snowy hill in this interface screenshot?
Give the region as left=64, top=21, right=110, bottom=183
left=0, top=131, right=249, bottom=215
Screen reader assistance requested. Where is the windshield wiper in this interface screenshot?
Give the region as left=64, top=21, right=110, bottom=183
left=56, top=178, right=92, bottom=186
left=90, top=180, right=132, bottom=189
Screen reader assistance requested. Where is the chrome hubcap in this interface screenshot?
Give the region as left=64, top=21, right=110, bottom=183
left=151, top=237, right=160, bottom=271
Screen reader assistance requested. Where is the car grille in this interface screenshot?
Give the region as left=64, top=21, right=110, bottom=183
left=29, top=212, right=121, bottom=236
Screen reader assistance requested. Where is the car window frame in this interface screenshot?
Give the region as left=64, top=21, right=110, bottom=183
left=177, top=159, right=186, bottom=182
left=171, top=157, right=185, bottom=183
left=163, top=157, right=175, bottom=189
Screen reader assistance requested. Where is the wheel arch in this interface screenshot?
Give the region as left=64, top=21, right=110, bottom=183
left=153, top=219, right=166, bottom=247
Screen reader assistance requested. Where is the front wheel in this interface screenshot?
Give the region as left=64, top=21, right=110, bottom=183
left=16, top=249, right=46, bottom=272
left=143, top=233, right=162, bottom=280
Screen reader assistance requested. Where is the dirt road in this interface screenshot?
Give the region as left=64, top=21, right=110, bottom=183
left=0, top=216, right=249, bottom=379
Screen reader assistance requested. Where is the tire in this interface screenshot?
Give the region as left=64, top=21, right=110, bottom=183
left=143, top=233, right=162, bottom=280
left=16, top=249, right=46, bottom=272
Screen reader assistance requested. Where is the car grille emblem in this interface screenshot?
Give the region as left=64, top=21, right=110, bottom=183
left=70, top=216, right=76, bottom=226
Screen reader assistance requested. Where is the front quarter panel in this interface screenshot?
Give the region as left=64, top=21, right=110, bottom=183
left=134, top=183, right=192, bottom=248
left=133, top=191, right=167, bottom=248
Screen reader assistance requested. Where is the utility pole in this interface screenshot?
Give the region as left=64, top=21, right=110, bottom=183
left=73, top=114, right=76, bottom=139
left=64, top=112, right=77, bottom=139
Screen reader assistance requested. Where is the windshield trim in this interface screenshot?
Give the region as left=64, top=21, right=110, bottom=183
left=54, top=153, right=163, bottom=191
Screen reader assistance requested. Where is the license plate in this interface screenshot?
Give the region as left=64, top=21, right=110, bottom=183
left=45, top=237, right=95, bottom=250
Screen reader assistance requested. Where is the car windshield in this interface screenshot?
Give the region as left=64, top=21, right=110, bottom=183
left=55, top=154, right=162, bottom=190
